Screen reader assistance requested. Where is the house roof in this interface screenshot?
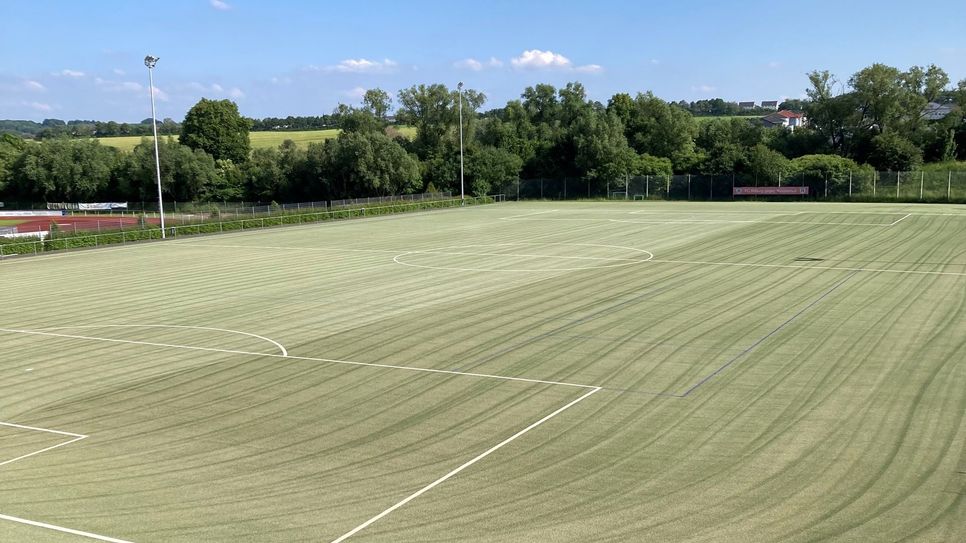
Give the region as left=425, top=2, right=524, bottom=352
left=738, top=101, right=755, bottom=107
left=761, top=100, right=779, bottom=106
left=776, top=110, right=803, bottom=118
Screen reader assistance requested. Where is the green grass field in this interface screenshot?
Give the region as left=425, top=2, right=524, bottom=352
left=97, top=127, right=417, bottom=152
left=0, top=220, right=24, bottom=226
left=1, top=201, right=964, bottom=542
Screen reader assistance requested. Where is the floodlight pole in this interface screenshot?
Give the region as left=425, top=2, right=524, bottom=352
left=145, top=55, right=166, bottom=238
left=457, top=81, right=465, bottom=203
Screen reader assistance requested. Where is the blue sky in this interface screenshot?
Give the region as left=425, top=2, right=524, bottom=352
left=1, top=0, right=964, bottom=122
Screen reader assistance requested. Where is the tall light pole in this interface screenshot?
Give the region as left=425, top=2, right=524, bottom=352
left=457, top=81, right=465, bottom=203
left=144, top=55, right=166, bottom=238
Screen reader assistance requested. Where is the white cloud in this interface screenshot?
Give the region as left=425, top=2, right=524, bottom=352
left=228, top=87, right=244, bottom=99
left=23, top=80, right=46, bottom=91
left=650, top=59, right=661, bottom=65
left=331, top=58, right=398, bottom=73
left=455, top=57, right=504, bottom=71
left=113, top=68, right=126, bottom=76
left=510, top=50, right=602, bottom=73
left=211, top=83, right=224, bottom=93
left=343, top=86, right=367, bottom=100
left=691, top=84, right=717, bottom=93
left=25, top=101, right=53, bottom=112
left=151, top=86, right=169, bottom=102
left=56, top=69, right=85, bottom=78
left=511, top=49, right=572, bottom=70
left=210, top=0, right=231, bottom=11
left=575, top=64, right=603, bottom=74
left=96, top=78, right=144, bottom=93
left=767, top=61, right=782, bottom=69
left=455, top=58, right=484, bottom=71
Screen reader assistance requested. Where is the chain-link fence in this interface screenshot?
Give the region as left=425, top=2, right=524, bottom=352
left=495, top=171, right=966, bottom=203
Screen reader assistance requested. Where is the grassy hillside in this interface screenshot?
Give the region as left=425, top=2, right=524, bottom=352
left=97, top=126, right=416, bottom=152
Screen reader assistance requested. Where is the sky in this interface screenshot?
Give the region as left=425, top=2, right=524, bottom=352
left=1, top=0, right=964, bottom=122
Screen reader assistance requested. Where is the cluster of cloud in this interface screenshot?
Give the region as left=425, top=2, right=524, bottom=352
left=305, top=58, right=399, bottom=74
left=210, top=0, right=231, bottom=11
left=455, top=49, right=603, bottom=74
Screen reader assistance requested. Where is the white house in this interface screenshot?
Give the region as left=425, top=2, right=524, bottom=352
left=762, top=110, right=806, bottom=130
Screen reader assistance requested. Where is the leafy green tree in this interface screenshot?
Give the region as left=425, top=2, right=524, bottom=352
left=632, top=154, right=673, bottom=176
left=180, top=98, right=252, bottom=163
left=616, top=92, right=697, bottom=171
left=325, top=131, right=420, bottom=197
left=0, top=134, right=27, bottom=195
left=744, top=144, right=790, bottom=182
left=334, top=104, right=383, bottom=134
left=242, top=147, right=287, bottom=201
left=396, top=84, right=485, bottom=159
left=789, top=154, right=871, bottom=194
left=574, top=111, right=635, bottom=181
left=118, top=138, right=222, bottom=202
left=362, top=88, right=392, bottom=121
left=466, top=146, right=522, bottom=196
left=868, top=132, right=923, bottom=171
left=10, top=138, right=118, bottom=201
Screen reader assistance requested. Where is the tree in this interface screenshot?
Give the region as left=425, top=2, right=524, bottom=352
left=180, top=98, right=252, bottom=163
left=618, top=92, right=697, bottom=171
left=574, top=111, right=635, bottom=181
left=744, top=144, right=790, bottom=183
left=116, top=138, right=223, bottom=202
left=466, top=146, right=522, bottom=196
left=868, top=132, right=923, bottom=171
left=632, top=154, right=673, bottom=176
left=10, top=138, right=118, bottom=201
left=325, top=131, right=420, bottom=197
left=362, top=88, right=392, bottom=121
left=396, top=84, right=484, bottom=159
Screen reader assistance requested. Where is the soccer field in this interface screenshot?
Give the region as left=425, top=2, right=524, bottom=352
left=1, top=201, right=964, bottom=542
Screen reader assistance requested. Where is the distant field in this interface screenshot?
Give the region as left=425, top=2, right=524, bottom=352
left=0, top=219, right=24, bottom=226
left=98, top=126, right=416, bottom=152
left=1, top=201, right=964, bottom=542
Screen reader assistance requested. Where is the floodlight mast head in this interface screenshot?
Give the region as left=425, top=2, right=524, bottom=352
left=457, top=81, right=463, bottom=90
left=144, top=55, right=159, bottom=69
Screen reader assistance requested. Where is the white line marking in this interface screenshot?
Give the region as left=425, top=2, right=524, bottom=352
left=30, top=324, right=288, bottom=357
left=650, top=259, right=966, bottom=277
left=0, top=328, right=598, bottom=390
left=0, top=421, right=88, bottom=469
left=392, top=242, right=653, bottom=273
left=888, top=213, right=912, bottom=226
left=499, top=209, right=559, bottom=220
left=0, top=513, right=132, bottom=543
left=330, top=386, right=601, bottom=543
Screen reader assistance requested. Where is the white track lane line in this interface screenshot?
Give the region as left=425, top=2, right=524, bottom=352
left=0, top=513, right=132, bottom=543
left=329, top=386, right=601, bottom=543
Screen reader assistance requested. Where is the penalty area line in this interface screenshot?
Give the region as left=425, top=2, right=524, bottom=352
left=329, top=386, right=601, bottom=543
left=0, top=513, right=132, bottom=543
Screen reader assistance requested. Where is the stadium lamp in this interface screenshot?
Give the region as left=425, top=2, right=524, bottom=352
left=144, top=55, right=166, bottom=238
left=457, top=82, right=465, bottom=203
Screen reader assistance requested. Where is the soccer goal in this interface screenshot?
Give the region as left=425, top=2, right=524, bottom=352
left=609, top=191, right=628, bottom=200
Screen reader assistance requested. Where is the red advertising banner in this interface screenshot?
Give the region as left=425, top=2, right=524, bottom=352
left=733, top=186, right=809, bottom=196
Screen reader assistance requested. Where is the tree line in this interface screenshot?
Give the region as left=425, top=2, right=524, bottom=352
left=0, top=62, right=963, bottom=205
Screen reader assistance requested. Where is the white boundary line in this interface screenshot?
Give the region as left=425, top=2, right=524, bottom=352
left=0, top=328, right=597, bottom=390
left=0, top=513, right=132, bottom=543
left=30, top=324, right=288, bottom=357
left=329, top=386, right=601, bottom=543
left=888, top=213, right=912, bottom=226
left=0, top=421, right=87, bottom=469
left=649, top=258, right=966, bottom=277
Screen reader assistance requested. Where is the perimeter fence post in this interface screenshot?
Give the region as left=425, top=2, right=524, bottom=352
left=849, top=170, right=853, bottom=198
left=687, top=174, right=691, bottom=200
left=948, top=172, right=953, bottom=200
left=873, top=172, right=877, bottom=198
left=919, top=171, right=924, bottom=201
left=709, top=175, right=713, bottom=200
left=666, top=175, right=670, bottom=198
left=896, top=171, right=901, bottom=199
left=824, top=173, right=828, bottom=198
left=646, top=176, right=649, bottom=199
